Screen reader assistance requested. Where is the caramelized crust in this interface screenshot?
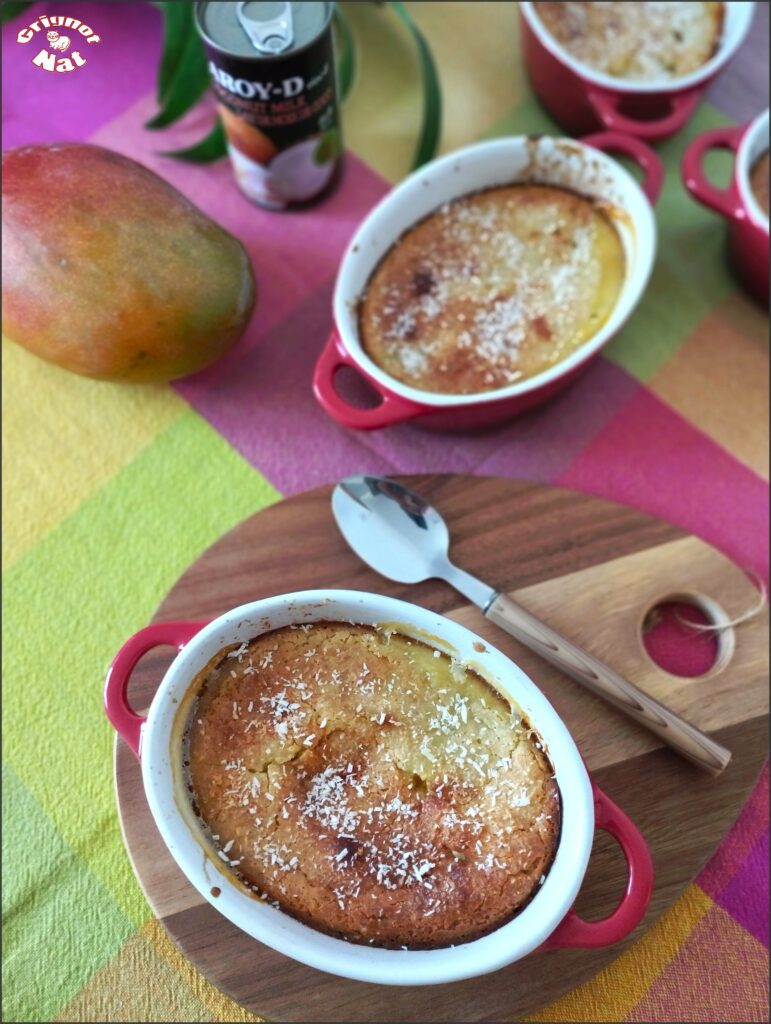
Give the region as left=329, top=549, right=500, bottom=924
left=186, top=623, right=560, bottom=949
left=358, top=184, right=624, bottom=395
left=750, top=152, right=769, bottom=218
left=534, top=2, right=724, bottom=81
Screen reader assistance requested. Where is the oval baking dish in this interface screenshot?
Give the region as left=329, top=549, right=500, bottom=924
left=105, top=591, right=653, bottom=986
left=313, top=134, right=662, bottom=432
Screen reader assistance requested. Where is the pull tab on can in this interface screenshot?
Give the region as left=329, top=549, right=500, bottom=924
left=236, top=1, right=294, bottom=54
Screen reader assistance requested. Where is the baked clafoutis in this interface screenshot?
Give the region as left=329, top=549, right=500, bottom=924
left=750, top=152, right=769, bottom=219
left=358, top=184, right=625, bottom=396
left=185, top=622, right=561, bottom=949
left=534, top=2, right=724, bottom=81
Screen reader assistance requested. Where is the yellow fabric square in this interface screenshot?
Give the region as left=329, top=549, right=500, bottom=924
left=54, top=926, right=217, bottom=1023
left=2, top=341, right=185, bottom=569
left=144, top=919, right=265, bottom=1023
left=649, top=293, right=770, bottom=480
left=525, top=885, right=713, bottom=1022
left=340, top=1, right=522, bottom=183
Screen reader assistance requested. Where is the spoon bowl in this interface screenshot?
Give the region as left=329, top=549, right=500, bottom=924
left=332, top=476, right=495, bottom=605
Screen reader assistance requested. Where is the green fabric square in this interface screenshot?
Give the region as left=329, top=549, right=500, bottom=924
left=3, top=411, right=279, bottom=931
left=485, top=94, right=562, bottom=138
left=2, top=763, right=136, bottom=1023
left=605, top=103, right=737, bottom=379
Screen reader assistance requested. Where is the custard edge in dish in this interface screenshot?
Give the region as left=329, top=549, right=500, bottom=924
left=533, top=1, right=725, bottom=82
left=358, top=183, right=625, bottom=397
left=184, top=621, right=561, bottom=949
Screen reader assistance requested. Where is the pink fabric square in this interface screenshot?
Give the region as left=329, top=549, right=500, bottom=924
left=560, top=389, right=770, bottom=583
left=3, top=2, right=160, bottom=149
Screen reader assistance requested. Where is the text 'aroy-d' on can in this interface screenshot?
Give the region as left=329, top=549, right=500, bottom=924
left=195, top=2, right=341, bottom=210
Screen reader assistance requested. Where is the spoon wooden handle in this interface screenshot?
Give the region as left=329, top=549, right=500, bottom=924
left=485, top=593, right=731, bottom=776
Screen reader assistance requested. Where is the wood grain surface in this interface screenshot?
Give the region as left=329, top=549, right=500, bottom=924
left=114, top=476, right=769, bottom=1023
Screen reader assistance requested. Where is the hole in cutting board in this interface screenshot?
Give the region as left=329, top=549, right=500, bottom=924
left=641, top=594, right=734, bottom=678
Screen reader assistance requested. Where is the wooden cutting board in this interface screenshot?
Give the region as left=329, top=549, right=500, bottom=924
left=114, top=475, right=768, bottom=1023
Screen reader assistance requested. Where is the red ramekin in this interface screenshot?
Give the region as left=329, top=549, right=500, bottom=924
left=519, top=2, right=755, bottom=143
left=683, top=109, right=769, bottom=305
left=314, top=133, right=663, bottom=432
left=105, top=591, right=653, bottom=985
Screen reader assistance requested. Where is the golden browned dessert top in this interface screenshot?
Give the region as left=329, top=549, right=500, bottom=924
left=750, top=151, right=770, bottom=219
left=358, top=184, right=624, bottom=395
left=534, top=2, right=724, bottom=81
left=186, top=622, right=560, bottom=949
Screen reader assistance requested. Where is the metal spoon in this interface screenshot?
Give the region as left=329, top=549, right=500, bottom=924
left=332, top=474, right=731, bottom=776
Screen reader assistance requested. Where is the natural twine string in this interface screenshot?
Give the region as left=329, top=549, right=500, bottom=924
left=675, top=572, right=768, bottom=634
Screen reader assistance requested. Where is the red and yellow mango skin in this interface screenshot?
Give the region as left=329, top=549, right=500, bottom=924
left=2, top=143, right=256, bottom=382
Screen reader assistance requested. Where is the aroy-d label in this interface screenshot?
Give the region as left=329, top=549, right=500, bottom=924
left=196, top=2, right=341, bottom=210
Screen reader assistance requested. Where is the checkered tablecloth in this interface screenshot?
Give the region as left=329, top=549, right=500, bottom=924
left=3, top=3, right=768, bottom=1021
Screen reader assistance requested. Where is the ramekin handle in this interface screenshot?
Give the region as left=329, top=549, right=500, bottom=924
left=312, top=329, right=424, bottom=430
left=104, top=621, right=206, bottom=759
left=544, top=783, right=653, bottom=949
left=682, top=123, right=747, bottom=220
left=587, top=86, right=701, bottom=142
left=582, top=131, right=665, bottom=205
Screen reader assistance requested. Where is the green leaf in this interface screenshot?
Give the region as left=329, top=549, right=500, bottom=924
left=0, top=2, right=32, bottom=25
left=160, top=117, right=228, bottom=163
left=145, top=1, right=210, bottom=130
left=154, top=1, right=193, bottom=104
left=389, top=1, right=442, bottom=171
left=314, top=128, right=342, bottom=165
left=333, top=4, right=356, bottom=103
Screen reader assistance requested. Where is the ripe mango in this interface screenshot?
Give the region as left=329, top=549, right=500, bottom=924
left=2, top=143, right=256, bottom=382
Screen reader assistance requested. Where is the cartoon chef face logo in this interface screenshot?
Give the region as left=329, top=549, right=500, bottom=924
left=17, top=15, right=100, bottom=72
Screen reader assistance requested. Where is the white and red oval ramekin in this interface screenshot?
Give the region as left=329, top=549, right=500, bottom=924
left=683, top=108, right=769, bottom=305
left=519, top=2, right=755, bottom=142
left=312, top=133, right=662, bottom=432
left=105, top=590, right=653, bottom=986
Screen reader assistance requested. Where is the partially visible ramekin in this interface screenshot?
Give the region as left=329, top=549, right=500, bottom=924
left=105, top=590, right=653, bottom=986
left=313, top=134, right=662, bottom=432
left=519, top=2, right=755, bottom=142
left=683, top=109, right=769, bottom=304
